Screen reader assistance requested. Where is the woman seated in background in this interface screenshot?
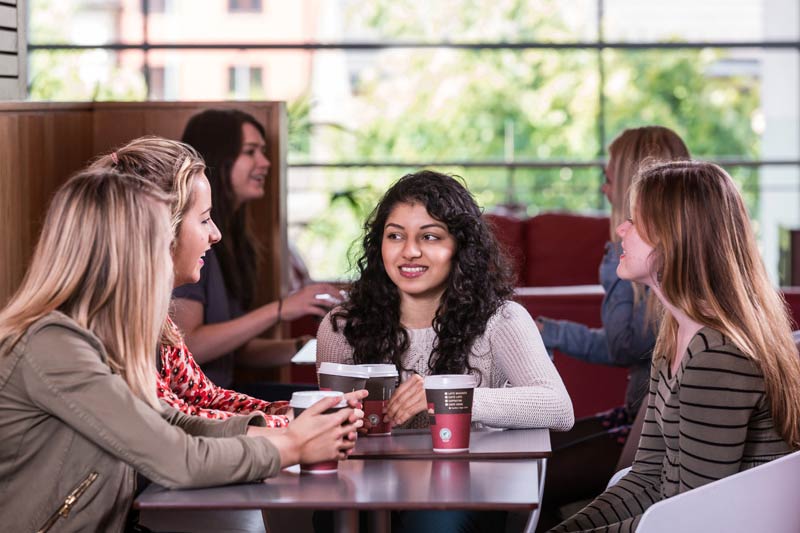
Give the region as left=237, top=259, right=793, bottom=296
left=317, top=170, right=574, bottom=533
left=0, top=169, right=362, bottom=532
left=552, top=161, right=800, bottom=532
left=534, top=126, right=690, bottom=528
left=174, top=108, right=342, bottom=397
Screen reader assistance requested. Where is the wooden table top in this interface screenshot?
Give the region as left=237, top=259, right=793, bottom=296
left=134, top=459, right=540, bottom=512
left=350, top=428, right=551, bottom=460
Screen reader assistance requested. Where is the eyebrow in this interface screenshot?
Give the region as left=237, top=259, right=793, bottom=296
left=243, top=142, right=265, bottom=148
left=384, top=222, right=448, bottom=231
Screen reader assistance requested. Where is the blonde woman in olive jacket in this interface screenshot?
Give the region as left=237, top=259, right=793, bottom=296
left=0, top=170, right=361, bottom=532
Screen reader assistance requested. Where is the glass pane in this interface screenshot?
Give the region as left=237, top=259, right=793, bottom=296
left=339, top=0, right=598, bottom=43
left=748, top=164, right=800, bottom=283
left=301, top=48, right=600, bottom=164
left=29, top=0, right=144, bottom=45
left=30, top=0, right=599, bottom=47
left=603, top=48, right=761, bottom=159
left=28, top=49, right=147, bottom=101
left=288, top=164, right=607, bottom=280
left=135, top=48, right=310, bottom=101
left=603, top=48, right=800, bottom=161
left=604, top=0, right=767, bottom=42
left=120, top=48, right=599, bottom=164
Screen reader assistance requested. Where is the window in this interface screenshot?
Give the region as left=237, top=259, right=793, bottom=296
left=142, top=0, right=169, bottom=14
left=227, top=65, right=264, bottom=99
left=149, top=66, right=164, bottom=99
left=228, top=0, right=262, bottom=13
left=26, top=0, right=800, bottom=280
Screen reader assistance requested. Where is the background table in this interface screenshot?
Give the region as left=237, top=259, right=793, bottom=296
left=135, top=458, right=541, bottom=533
left=351, top=427, right=551, bottom=460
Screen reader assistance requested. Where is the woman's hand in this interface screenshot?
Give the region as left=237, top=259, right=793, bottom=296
left=384, top=373, right=427, bottom=426
left=258, top=395, right=364, bottom=467
left=281, top=283, right=343, bottom=321
left=343, top=389, right=368, bottom=411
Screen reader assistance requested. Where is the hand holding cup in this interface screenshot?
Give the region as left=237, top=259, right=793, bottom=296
left=287, top=392, right=364, bottom=473
left=384, top=373, right=427, bottom=427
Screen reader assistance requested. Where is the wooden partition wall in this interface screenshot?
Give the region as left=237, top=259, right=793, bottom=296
left=0, top=101, right=288, bottom=320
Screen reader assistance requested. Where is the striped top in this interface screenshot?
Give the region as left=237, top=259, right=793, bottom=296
left=551, top=327, right=791, bottom=532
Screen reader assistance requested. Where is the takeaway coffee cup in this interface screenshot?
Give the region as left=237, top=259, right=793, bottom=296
left=290, top=390, right=348, bottom=474
left=424, top=375, right=478, bottom=453
left=318, top=362, right=368, bottom=393
left=357, top=364, right=399, bottom=436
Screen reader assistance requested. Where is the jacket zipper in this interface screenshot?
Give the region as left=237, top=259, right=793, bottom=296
left=35, top=471, right=99, bottom=533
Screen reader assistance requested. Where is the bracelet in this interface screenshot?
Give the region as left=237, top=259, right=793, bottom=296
left=277, top=298, right=283, bottom=324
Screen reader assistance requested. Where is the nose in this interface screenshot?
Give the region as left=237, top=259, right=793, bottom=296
left=615, top=220, right=630, bottom=239
left=256, top=150, right=271, bottom=171
left=401, top=238, right=421, bottom=259
left=209, top=218, right=222, bottom=244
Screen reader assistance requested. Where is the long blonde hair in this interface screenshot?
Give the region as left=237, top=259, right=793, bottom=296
left=91, top=136, right=206, bottom=347
left=0, top=170, right=174, bottom=408
left=90, top=136, right=206, bottom=240
left=607, top=126, right=690, bottom=238
left=608, top=126, right=690, bottom=316
left=633, top=160, right=800, bottom=447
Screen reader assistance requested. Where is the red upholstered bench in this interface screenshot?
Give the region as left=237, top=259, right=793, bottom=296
left=486, top=212, right=627, bottom=418
left=485, top=211, right=610, bottom=287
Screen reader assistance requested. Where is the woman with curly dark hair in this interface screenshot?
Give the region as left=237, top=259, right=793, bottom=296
left=316, top=170, right=573, bottom=532
left=317, top=170, right=573, bottom=430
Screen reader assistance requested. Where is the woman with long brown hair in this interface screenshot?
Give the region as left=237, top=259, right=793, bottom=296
left=552, top=160, right=800, bottom=531
left=175, top=109, right=341, bottom=397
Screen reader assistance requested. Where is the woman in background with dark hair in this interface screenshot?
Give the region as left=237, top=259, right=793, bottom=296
left=175, top=109, right=341, bottom=394
left=317, top=170, right=573, bottom=533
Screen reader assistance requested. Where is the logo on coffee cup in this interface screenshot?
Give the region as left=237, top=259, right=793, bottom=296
left=439, top=428, right=452, bottom=442
left=368, top=413, right=381, bottom=426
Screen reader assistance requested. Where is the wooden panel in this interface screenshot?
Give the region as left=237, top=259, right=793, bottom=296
left=0, top=5, right=16, bottom=28
left=0, top=105, right=95, bottom=304
left=0, top=29, right=16, bottom=52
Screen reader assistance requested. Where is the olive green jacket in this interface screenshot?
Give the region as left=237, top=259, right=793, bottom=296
left=0, top=312, right=281, bottom=533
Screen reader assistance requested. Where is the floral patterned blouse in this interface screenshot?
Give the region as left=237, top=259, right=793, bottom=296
left=156, top=318, right=291, bottom=425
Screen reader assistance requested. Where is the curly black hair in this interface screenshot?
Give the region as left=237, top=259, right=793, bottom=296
left=332, top=170, right=514, bottom=377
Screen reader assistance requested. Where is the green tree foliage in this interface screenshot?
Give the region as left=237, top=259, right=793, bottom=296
left=296, top=0, right=759, bottom=278
left=297, top=0, right=760, bottom=278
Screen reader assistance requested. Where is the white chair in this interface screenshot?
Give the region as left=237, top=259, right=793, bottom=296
left=635, top=450, right=800, bottom=533
left=606, top=466, right=631, bottom=489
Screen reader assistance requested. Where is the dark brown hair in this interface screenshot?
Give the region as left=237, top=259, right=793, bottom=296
left=181, top=109, right=266, bottom=309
